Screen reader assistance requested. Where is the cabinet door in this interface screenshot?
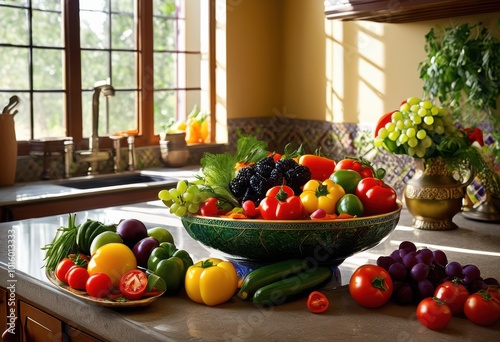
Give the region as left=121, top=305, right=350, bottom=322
left=65, top=325, right=102, bottom=342
left=19, top=301, right=63, bottom=342
left=0, top=287, right=7, bottom=333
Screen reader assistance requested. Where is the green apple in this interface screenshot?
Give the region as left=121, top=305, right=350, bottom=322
left=90, top=231, right=123, bottom=256
left=147, top=227, right=174, bottom=244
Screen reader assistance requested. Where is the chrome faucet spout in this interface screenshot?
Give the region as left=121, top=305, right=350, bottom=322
left=90, top=83, right=115, bottom=153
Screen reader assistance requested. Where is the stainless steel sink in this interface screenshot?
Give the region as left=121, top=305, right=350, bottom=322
left=57, top=172, right=176, bottom=190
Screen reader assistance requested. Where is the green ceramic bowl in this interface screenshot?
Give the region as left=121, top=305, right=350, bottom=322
left=181, top=202, right=402, bottom=266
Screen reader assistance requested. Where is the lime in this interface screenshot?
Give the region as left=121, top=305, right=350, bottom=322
left=90, top=231, right=123, bottom=256
left=148, top=227, right=174, bottom=244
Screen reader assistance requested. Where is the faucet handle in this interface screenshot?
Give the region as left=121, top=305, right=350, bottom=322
left=64, top=140, right=74, bottom=178
left=127, top=136, right=136, bottom=171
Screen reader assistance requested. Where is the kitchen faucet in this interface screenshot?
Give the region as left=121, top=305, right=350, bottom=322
left=66, top=82, right=116, bottom=176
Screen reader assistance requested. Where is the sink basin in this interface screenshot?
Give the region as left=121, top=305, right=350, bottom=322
left=57, top=173, right=176, bottom=190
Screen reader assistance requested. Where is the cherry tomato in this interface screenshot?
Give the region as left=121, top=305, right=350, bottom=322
left=66, top=266, right=90, bottom=290
left=119, top=269, right=149, bottom=300
left=349, top=264, right=393, bottom=308
left=434, top=280, right=469, bottom=314
left=242, top=200, right=258, bottom=218
left=307, top=291, right=329, bottom=314
left=55, top=258, right=76, bottom=283
left=416, top=297, right=452, bottom=330
left=355, top=177, right=397, bottom=216
left=86, top=273, right=113, bottom=298
left=199, top=197, right=219, bottom=216
left=464, top=289, right=500, bottom=326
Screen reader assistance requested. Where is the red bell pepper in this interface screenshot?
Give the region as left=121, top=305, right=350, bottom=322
left=334, top=157, right=386, bottom=180
left=354, top=177, right=397, bottom=216
left=259, top=185, right=305, bottom=220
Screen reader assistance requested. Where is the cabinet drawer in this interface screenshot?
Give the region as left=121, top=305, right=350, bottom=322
left=19, top=301, right=63, bottom=342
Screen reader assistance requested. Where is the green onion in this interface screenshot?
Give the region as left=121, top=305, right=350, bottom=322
left=41, top=213, right=80, bottom=271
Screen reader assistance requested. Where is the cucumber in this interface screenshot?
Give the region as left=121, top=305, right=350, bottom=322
left=251, top=266, right=332, bottom=306
left=237, top=259, right=310, bottom=300
left=76, top=220, right=94, bottom=252
left=82, top=220, right=103, bottom=253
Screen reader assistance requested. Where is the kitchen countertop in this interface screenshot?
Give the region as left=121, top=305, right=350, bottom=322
left=0, top=201, right=499, bottom=341
left=0, top=167, right=199, bottom=206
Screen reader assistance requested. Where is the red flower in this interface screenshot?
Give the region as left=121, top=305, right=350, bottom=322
left=464, top=128, right=484, bottom=146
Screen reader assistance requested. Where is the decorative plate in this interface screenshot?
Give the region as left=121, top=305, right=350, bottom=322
left=46, top=270, right=163, bottom=307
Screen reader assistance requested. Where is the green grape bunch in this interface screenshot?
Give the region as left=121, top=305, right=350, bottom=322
left=158, top=180, right=211, bottom=217
left=374, top=97, right=461, bottom=159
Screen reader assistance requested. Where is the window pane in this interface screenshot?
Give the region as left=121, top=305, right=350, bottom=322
left=31, top=0, right=61, bottom=11
left=81, top=50, right=110, bottom=90
left=111, top=12, right=135, bottom=49
left=112, top=0, right=134, bottom=12
left=80, top=0, right=109, bottom=11
left=0, top=7, right=29, bottom=45
left=80, top=11, right=110, bottom=49
left=154, top=52, right=176, bottom=88
left=112, top=51, right=136, bottom=88
left=154, top=90, right=175, bottom=133
left=0, top=48, right=29, bottom=89
left=33, top=49, right=64, bottom=90
left=33, top=92, right=65, bottom=138
left=153, top=0, right=177, bottom=16
left=32, top=9, right=63, bottom=47
left=153, top=16, right=176, bottom=50
left=109, top=90, right=136, bottom=133
left=184, top=53, right=201, bottom=88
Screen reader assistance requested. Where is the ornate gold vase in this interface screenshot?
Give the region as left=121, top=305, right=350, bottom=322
left=404, top=158, right=474, bottom=230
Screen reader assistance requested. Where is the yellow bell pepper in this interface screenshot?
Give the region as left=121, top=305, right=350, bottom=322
left=299, top=179, right=345, bottom=214
left=185, top=258, right=238, bottom=306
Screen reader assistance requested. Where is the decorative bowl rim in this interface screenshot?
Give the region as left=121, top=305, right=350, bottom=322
left=183, top=200, right=402, bottom=224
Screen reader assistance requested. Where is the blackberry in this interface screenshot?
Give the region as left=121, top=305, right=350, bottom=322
left=285, top=165, right=311, bottom=189
left=254, top=156, right=275, bottom=178
left=230, top=166, right=255, bottom=198
left=250, top=173, right=273, bottom=198
left=269, top=168, right=284, bottom=186
left=275, top=158, right=298, bottom=174
left=241, top=187, right=259, bottom=204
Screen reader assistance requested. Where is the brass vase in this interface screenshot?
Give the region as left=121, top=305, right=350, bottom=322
left=404, top=157, right=474, bottom=230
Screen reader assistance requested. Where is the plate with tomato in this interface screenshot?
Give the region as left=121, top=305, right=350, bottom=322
left=46, top=269, right=164, bottom=307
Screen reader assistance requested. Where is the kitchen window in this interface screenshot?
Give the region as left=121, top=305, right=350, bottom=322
left=0, top=0, right=212, bottom=154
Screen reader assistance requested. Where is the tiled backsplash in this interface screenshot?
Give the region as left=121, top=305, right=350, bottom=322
left=13, top=118, right=425, bottom=197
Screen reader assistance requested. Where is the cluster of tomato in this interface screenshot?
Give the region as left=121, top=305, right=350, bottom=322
left=54, top=250, right=155, bottom=301
left=204, top=157, right=398, bottom=220
left=348, top=264, right=500, bottom=329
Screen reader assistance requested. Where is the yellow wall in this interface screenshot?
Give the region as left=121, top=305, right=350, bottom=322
left=219, top=0, right=500, bottom=125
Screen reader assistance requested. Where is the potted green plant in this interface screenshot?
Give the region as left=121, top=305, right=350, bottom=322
left=418, top=20, right=500, bottom=218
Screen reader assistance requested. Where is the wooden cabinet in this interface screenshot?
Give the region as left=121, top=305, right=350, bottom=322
left=19, top=301, right=62, bottom=342
left=0, top=291, right=103, bottom=342
left=324, top=0, right=500, bottom=23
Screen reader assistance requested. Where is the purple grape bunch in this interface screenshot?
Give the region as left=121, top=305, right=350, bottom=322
left=377, top=240, right=498, bottom=305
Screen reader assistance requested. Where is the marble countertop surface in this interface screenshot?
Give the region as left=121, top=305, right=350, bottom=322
left=0, top=200, right=499, bottom=341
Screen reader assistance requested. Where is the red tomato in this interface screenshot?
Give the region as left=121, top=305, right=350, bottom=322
left=55, top=258, right=76, bottom=283
left=464, top=289, right=500, bottom=326
left=349, top=264, right=393, bottom=308
left=242, top=200, right=258, bottom=218
left=68, top=253, right=90, bottom=266
left=86, top=273, right=113, bottom=298
left=416, top=297, right=452, bottom=330
left=66, top=266, right=90, bottom=290
left=434, top=280, right=469, bottom=314
left=119, top=269, right=148, bottom=300
left=199, top=197, right=219, bottom=216
left=259, top=185, right=305, bottom=220
left=354, top=177, right=398, bottom=216
left=307, top=291, right=329, bottom=313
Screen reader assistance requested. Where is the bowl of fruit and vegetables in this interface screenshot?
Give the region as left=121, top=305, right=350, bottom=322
left=159, top=136, right=401, bottom=266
